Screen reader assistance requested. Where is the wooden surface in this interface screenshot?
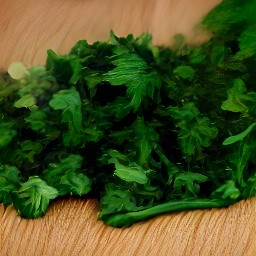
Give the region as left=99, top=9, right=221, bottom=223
left=0, top=0, right=255, bottom=255
left=1, top=198, right=255, bottom=256
left=0, top=0, right=219, bottom=70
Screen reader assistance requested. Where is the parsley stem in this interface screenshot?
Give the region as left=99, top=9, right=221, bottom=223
left=103, top=198, right=236, bottom=228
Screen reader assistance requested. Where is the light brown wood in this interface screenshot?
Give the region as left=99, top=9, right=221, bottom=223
left=1, top=198, right=255, bottom=256
left=0, top=0, right=220, bottom=70
left=0, top=1, right=255, bottom=255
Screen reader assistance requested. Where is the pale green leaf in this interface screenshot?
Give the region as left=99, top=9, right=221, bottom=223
left=110, top=159, right=149, bottom=184
left=14, top=94, right=36, bottom=108
left=8, top=62, right=29, bottom=80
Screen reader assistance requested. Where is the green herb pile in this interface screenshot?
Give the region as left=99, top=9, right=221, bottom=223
left=0, top=0, right=255, bottom=227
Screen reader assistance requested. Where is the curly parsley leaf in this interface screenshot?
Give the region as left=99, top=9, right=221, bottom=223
left=104, top=51, right=161, bottom=111
left=169, top=103, right=218, bottom=156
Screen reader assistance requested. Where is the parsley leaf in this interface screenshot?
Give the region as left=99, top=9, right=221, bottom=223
left=14, top=176, right=58, bottom=219
left=169, top=103, right=218, bottom=156
left=173, top=66, right=195, bottom=80
left=221, top=79, right=255, bottom=113
left=43, top=155, right=91, bottom=196
left=0, top=165, right=21, bottom=206
left=109, top=158, right=149, bottom=185
left=104, top=51, right=161, bottom=111
left=49, top=89, right=82, bottom=146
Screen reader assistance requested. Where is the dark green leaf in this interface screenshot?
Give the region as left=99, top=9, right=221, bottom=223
left=99, top=184, right=137, bottom=219
left=14, top=176, right=58, bottom=218
left=0, top=123, right=16, bottom=148
left=49, top=89, right=82, bottom=146
left=0, top=165, right=21, bottom=206
left=173, top=66, right=195, bottom=80
left=174, top=172, right=208, bottom=196
left=43, top=155, right=91, bottom=196
left=239, top=25, right=256, bottom=53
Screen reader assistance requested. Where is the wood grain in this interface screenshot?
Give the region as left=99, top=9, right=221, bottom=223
left=0, top=1, right=255, bottom=255
left=1, top=198, right=255, bottom=256
left=0, top=0, right=220, bottom=70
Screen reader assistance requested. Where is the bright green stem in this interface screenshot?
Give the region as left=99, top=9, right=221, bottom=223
left=102, top=198, right=236, bottom=228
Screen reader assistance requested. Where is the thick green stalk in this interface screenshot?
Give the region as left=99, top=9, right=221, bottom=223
left=102, top=198, right=236, bottom=228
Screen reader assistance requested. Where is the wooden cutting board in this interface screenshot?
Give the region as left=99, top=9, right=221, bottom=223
left=0, top=1, right=255, bottom=255
left=0, top=0, right=219, bottom=70
left=1, top=198, right=255, bottom=256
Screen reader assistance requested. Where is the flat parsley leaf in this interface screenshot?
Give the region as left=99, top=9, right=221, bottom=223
left=14, top=176, right=58, bottom=218
left=43, top=155, right=91, bottom=196
left=221, top=79, right=255, bottom=113
left=49, top=89, right=82, bottom=146
left=0, top=165, right=21, bottom=206
left=109, top=158, right=149, bottom=185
